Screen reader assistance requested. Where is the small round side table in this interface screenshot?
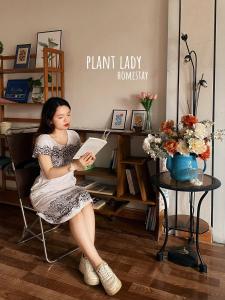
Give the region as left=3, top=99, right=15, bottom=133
left=150, top=172, right=221, bottom=273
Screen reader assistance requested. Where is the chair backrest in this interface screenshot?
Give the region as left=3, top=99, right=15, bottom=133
left=6, top=132, right=40, bottom=199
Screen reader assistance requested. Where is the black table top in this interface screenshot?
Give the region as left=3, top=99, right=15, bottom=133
left=150, top=172, right=221, bottom=192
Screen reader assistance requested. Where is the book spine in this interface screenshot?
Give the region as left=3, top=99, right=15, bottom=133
left=130, top=168, right=140, bottom=195
left=112, top=149, right=118, bottom=170
left=109, top=149, right=115, bottom=170
left=126, top=168, right=135, bottom=195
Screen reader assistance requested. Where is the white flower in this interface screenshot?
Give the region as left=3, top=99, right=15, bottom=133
left=194, top=123, right=208, bottom=139
left=188, top=138, right=207, bottom=154
left=183, top=129, right=194, bottom=137
left=177, top=140, right=189, bottom=155
left=143, top=139, right=151, bottom=154
left=155, top=137, right=162, bottom=144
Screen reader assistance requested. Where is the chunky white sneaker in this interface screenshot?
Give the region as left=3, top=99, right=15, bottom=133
left=79, top=255, right=100, bottom=286
left=96, top=261, right=122, bottom=296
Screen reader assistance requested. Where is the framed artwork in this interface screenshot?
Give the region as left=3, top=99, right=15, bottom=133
left=14, top=44, right=31, bottom=68
left=35, top=30, right=62, bottom=67
left=130, top=110, right=146, bottom=131
left=111, top=109, right=127, bottom=130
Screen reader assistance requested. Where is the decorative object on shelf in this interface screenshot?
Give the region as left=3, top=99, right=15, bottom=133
left=130, top=110, right=146, bottom=132
left=136, top=92, right=158, bottom=131
left=0, top=41, right=3, bottom=54
left=14, top=44, right=31, bottom=68
left=0, top=122, right=12, bottom=134
left=5, top=79, right=31, bottom=103
left=181, top=33, right=207, bottom=116
left=36, top=29, right=62, bottom=68
left=143, top=114, right=224, bottom=182
left=29, top=74, right=52, bottom=103
left=111, top=109, right=127, bottom=130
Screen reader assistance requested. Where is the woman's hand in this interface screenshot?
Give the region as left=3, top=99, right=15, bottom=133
left=72, top=152, right=96, bottom=171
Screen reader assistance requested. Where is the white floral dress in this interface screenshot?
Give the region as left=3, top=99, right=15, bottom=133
left=30, top=130, right=93, bottom=224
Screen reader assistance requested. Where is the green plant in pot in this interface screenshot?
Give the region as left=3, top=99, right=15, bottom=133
left=29, top=74, right=52, bottom=103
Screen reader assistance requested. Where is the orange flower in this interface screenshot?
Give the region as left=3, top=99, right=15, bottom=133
left=161, top=120, right=174, bottom=135
left=181, top=114, right=198, bottom=127
left=199, top=145, right=210, bottom=160
left=163, top=140, right=178, bottom=155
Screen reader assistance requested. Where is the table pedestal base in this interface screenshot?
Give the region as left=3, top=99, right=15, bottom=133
left=167, top=246, right=198, bottom=267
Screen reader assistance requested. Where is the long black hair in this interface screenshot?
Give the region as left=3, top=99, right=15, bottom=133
left=38, top=97, right=71, bottom=134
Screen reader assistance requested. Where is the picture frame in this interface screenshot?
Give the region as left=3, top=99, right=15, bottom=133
left=14, top=44, right=31, bottom=68
left=111, top=109, right=127, bottom=130
left=130, top=110, right=147, bottom=131
left=35, top=29, right=62, bottom=68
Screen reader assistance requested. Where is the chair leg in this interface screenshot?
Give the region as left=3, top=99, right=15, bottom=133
left=18, top=198, right=79, bottom=263
left=18, top=223, right=60, bottom=244
left=17, top=199, right=60, bottom=244
left=39, top=217, right=79, bottom=263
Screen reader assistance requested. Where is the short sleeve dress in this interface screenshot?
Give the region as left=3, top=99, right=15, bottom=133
left=30, top=130, right=93, bottom=224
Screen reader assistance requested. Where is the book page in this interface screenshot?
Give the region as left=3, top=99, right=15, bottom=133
left=73, top=137, right=107, bottom=159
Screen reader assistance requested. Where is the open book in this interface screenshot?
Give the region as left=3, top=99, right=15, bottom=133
left=73, top=137, right=107, bottom=159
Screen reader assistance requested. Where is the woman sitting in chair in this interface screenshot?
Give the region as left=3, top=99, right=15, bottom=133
left=30, top=97, right=122, bottom=296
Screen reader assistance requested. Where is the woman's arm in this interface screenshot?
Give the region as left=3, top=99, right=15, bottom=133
left=38, top=152, right=96, bottom=180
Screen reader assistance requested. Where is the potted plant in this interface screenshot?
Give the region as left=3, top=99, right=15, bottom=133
left=28, top=74, right=52, bottom=103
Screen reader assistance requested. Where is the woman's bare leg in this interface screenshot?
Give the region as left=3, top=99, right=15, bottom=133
left=81, top=202, right=95, bottom=244
left=69, top=211, right=102, bottom=269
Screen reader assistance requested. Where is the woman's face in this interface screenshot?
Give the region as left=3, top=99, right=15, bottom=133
left=52, top=105, right=71, bottom=130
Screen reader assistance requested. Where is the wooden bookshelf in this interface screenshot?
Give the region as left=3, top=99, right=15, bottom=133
left=0, top=48, right=64, bottom=124
left=74, top=129, right=161, bottom=240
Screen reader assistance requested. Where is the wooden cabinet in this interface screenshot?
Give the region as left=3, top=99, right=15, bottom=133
left=0, top=47, right=64, bottom=123
left=75, top=128, right=161, bottom=240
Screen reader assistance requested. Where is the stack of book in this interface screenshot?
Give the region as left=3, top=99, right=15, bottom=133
left=87, top=183, right=116, bottom=196
left=92, top=198, right=106, bottom=210
left=145, top=206, right=156, bottom=231
left=76, top=179, right=97, bottom=189
left=77, top=179, right=116, bottom=196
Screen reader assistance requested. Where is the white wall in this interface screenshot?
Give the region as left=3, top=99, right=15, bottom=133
left=1, top=0, right=168, bottom=131
left=167, top=0, right=225, bottom=243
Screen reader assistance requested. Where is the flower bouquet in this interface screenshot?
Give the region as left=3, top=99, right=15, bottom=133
left=137, top=92, right=158, bottom=131
left=143, top=114, right=224, bottom=182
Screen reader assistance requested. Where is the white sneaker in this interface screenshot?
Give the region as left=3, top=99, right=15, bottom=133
left=96, top=261, right=122, bottom=296
left=79, top=255, right=100, bottom=286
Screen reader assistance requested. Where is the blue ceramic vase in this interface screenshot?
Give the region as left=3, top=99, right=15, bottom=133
left=166, top=153, right=206, bottom=182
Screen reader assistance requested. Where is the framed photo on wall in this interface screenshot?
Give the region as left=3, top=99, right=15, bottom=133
left=14, top=44, right=31, bottom=68
left=111, top=109, right=127, bottom=130
left=130, top=110, right=146, bottom=131
left=35, top=29, right=62, bottom=67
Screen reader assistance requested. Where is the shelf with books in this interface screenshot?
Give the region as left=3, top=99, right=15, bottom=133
left=117, top=159, right=152, bottom=203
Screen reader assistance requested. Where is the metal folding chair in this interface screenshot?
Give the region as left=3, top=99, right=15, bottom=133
left=6, top=132, right=79, bottom=263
